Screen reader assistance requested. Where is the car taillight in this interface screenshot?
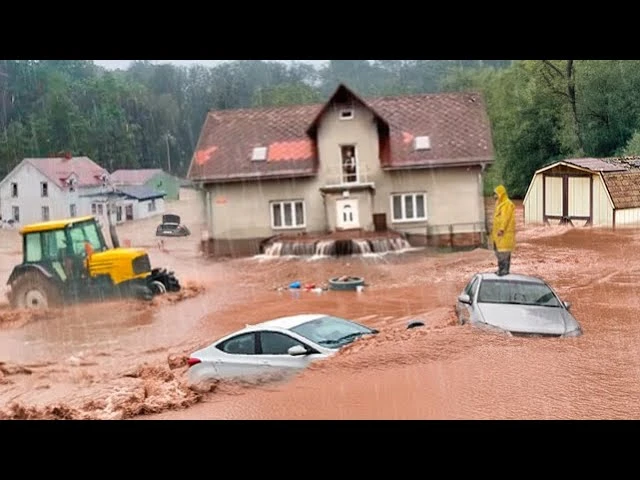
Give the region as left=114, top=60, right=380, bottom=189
left=187, top=357, right=201, bottom=367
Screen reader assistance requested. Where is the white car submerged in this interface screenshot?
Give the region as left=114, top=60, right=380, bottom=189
left=187, top=313, right=379, bottom=385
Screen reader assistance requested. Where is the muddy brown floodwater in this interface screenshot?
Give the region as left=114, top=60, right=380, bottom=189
left=2, top=199, right=640, bottom=419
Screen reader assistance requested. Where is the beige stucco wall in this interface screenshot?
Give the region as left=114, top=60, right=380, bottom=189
left=207, top=178, right=325, bottom=239
left=316, top=101, right=380, bottom=186
left=374, top=167, right=485, bottom=235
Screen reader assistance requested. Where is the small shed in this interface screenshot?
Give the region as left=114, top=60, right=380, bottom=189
left=523, top=157, right=640, bottom=228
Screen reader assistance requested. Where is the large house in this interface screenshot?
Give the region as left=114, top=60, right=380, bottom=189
left=110, top=168, right=182, bottom=201
left=0, top=155, right=108, bottom=226
left=187, top=84, right=495, bottom=256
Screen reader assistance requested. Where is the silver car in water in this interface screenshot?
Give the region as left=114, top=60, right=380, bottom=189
left=455, top=273, right=583, bottom=338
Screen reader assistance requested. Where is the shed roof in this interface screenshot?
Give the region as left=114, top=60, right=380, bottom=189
left=116, top=185, right=166, bottom=201
left=601, top=171, right=640, bottom=209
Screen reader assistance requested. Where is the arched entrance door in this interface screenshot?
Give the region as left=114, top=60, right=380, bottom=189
left=336, top=199, right=359, bottom=229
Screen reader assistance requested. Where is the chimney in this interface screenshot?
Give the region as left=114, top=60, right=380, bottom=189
left=64, top=151, right=72, bottom=160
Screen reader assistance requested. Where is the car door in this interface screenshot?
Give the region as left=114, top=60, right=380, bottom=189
left=256, top=330, right=324, bottom=376
left=213, top=332, right=268, bottom=380
left=457, top=276, right=479, bottom=325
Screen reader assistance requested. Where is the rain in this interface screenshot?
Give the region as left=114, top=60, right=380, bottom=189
left=1, top=60, right=640, bottom=419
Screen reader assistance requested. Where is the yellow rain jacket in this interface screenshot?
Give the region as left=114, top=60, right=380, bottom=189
left=491, top=184, right=516, bottom=252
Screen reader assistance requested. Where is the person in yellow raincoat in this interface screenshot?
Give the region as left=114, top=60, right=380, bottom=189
left=491, top=184, right=516, bottom=276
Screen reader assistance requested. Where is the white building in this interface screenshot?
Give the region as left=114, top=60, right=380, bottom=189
left=83, top=185, right=166, bottom=225
left=0, top=155, right=108, bottom=226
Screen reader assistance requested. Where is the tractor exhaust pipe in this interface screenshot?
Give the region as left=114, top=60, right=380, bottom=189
left=101, top=174, right=121, bottom=249
left=106, top=200, right=120, bottom=249
left=109, top=222, right=120, bottom=249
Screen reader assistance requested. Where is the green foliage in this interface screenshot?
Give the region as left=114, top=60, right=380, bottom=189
left=4, top=58, right=640, bottom=196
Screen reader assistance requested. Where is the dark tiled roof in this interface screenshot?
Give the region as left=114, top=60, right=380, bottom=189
left=564, top=158, right=628, bottom=172
left=562, top=156, right=640, bottom=173
left=116, top=185, right=166, bottom=201
left=602, top=171, right=640, bottom=209
left=187, top=84, right=494, bottom=182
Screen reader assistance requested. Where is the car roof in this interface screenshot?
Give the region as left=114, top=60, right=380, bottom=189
left=476, top=272, right=546, bottom=284
left=244, top=313, right=330, bottom=331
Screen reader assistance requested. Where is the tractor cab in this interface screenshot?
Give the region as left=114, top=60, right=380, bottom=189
left=20, top=216, right=108, bottom=284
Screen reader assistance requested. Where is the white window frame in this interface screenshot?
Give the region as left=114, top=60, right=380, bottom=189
left=41, top=181, right=48, bottom=197
left=390, top=192, right=428, bottom=223
left=12, top=206, right=19, bottom=222
left=270, top=200, right=306, bottom=230
left=11, top=182, right=17, bottom=198
left=339, top=109, right=354, bottom=120
left=41, top=205, right=50, bottom=221
left=70, top=204, right=77, bottom=217
left=339, top=144, right=359, bottom=184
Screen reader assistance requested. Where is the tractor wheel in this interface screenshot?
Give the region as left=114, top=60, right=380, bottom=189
left=10, top=271, right=62, bottom=310
left=149, top=268, right=181, bottom=294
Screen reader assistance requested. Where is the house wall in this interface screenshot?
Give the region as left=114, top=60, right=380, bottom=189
left=314, top=101, right=485, bottom=245
left=205, top=178, right=323, bottom=255
left=145, top=172, right=180, bottom=201
left=316, top=101, right=380, bottom=186
left=134, top=197, right=165, bottom=220
left=0, top=161, right=86, bottom=225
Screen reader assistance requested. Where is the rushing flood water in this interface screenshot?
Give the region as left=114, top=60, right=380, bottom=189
left=2, top=199, right=640, bottom=419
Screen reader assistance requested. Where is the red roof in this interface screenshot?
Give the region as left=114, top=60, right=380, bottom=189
left=110, top=168, right=164, bottom=185
left=187, top=84, right=494, bottom=183
left=25, top=156, right=107, bottom=188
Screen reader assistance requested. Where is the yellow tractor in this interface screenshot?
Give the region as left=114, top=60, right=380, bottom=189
left=6, top=215, right=181, bottom=309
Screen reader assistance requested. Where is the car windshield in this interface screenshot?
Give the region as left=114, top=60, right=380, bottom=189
left=477, top=279, right=561, bottom=307
left=290, top=316, right=376, bottom=349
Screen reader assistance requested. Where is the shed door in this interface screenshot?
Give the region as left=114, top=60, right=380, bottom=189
left=568, top=177, right=591, bottom=217
left=544, top=176, right=563, bottom=217
left=544, top=174, right=592, bottom=226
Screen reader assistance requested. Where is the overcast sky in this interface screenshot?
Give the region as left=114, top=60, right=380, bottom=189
left=93, top=60, right=328, bottom=70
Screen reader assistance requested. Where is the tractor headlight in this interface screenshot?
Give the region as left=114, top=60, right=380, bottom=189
left=132, top=254, right=151, bottom=275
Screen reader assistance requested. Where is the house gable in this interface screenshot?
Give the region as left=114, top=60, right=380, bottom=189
left=310, top=86, right=385, bottom=185
left=0, top=159, right=64, bottom=196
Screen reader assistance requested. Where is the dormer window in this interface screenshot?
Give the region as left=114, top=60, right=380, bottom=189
left=251, top=146, right=267, bottom=161
left=339, top=109, right=354, bottom=120
left=414, top=136, right=431, bottom=151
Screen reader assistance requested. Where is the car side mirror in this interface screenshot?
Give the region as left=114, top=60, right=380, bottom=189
left=288, top=345, right=308, bottom=356
left=458, top=293, right=472, bottom=305
left=563, top=301, right=571, bottom=311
